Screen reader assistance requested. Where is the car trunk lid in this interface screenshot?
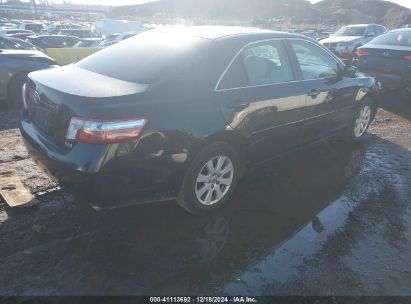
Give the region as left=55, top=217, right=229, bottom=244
left=25, top=65, right=149, bottom=146
left=358, top=44, right=411, bottom=74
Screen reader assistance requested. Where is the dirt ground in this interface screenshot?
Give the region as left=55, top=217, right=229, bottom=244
left=0, top=95, right=410, bottom=296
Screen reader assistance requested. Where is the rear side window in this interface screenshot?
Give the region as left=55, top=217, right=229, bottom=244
left=217, top=40, right=294, bottom=90
left=218, top=56, right=248, bottom=90
left=370, top=31, right=411, bottom=46
left=290, top=40, right=339, bottom=80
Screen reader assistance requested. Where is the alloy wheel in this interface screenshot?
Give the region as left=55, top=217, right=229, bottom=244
left=354, top=105, right=371, bottom=138
left=195, top=155, right=234, bottom=206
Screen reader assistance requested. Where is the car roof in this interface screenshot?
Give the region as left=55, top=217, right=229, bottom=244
left=150, top=26, right=304, bottom=41
left=342, top=24, right=371, bottom=27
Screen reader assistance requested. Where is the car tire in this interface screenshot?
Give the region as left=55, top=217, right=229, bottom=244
left=7, top=73, right=27, bottom=108
left=347, top=98, right=375, bottom=142
left=177, top=142, right=242, bottom=215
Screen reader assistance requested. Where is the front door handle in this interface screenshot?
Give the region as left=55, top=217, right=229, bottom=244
left=307, top=89, right=320, bottom=99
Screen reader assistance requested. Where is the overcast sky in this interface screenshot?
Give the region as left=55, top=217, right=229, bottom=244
left=37, top=0, right=411, bottom=9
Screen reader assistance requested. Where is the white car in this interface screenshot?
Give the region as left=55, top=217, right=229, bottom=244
left=320, top=24, right=386, bottom=59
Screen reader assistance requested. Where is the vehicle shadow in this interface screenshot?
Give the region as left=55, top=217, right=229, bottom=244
left=379, top=91, right=411, bottom=121
left=1, top=134, right=410, bottom=296
left=0, top=108, right=20, bottom=131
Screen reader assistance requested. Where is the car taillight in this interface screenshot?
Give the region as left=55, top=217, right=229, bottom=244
left=22, top=83, right=27, bottom=110
left=356, top=49, right=369, bottom=57
left=22, top=83, right=37, bottom=111
left=65, top=117, right=148, bottom=145
left=404, top=55, right=411, bottom=61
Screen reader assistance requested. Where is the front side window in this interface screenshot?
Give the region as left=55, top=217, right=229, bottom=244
left=218, top=40, right=294, bottom=90
left=290, top=40, right=339, bottom=80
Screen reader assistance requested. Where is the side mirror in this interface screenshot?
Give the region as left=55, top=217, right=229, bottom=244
left=342, top=65, right=358, bottom=78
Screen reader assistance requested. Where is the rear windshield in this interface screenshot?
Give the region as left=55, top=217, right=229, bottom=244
left=77, top=31, right=206, bottom=84
left=370, top=31, right=411, bottom=47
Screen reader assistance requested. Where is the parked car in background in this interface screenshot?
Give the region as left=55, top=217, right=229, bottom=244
left=57, top=29, right=99, bottom=38
left=98, top=32, right=137, bottom=47
left=20, top=27, right=378, bottom=215
left=355, top=28, right=411, bottom=101
left=95, top=19, right=142, bottom=36
left=0, top=36, right=25, bottom=50
left=26, top=35, right=80, bottom=49
left=0, top=29, right=35, bottom=37
left=320, top=24, right=387, bottom=60
left=74, top=38, right=103, bottom=48
left=0, top=36, right=41, bottom=51
left=18, top=22, right=45, bottom=33
left=301, top=30, right=320, bottom=40
left=46, top=23, right=71, bottom=34
left=0, top=22, right=17, bottom=28
left=6, top=32, right=38, bottom=40
left=9, top=38, right=44, bottom=52
left=0, top=49, right=56, bottom=108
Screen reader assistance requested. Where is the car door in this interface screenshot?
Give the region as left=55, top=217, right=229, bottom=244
left=215, top=39, right=308, bottom=162
left=286, top=39, right=360, bottom=143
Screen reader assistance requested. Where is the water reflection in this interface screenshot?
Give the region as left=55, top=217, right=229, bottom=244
left=0, top=141, right=366, bottom=296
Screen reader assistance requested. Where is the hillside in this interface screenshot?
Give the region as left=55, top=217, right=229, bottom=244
left=315, top=0, right=411, bottom=27
left=109, top=0, right=411, bottom=28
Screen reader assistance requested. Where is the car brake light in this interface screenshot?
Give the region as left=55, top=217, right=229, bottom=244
left=65, top=117, right=148, bottom=145
left=22, top=83, right=27, bottom=110
left=404, top=55, right=411, bottom=61
left=22, top=83, right=37, bottom=111
left=356, top=49, right=369, bottom=57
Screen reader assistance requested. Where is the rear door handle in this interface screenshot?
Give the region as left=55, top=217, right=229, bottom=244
left=307, top=89, right=320, bottom=99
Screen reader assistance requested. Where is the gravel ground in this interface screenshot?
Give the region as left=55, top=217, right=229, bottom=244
left=0, top=96, right=410, bottom=296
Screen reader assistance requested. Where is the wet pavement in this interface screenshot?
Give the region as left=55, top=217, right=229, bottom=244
left=0, top=96, right=410, bottom=296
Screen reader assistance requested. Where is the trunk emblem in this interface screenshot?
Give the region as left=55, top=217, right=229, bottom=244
left=382, top=51, right=390, bottom=56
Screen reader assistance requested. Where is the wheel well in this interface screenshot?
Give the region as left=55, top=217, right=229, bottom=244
left=198, top=129, right=249, bottom=176
left=6, top=72, right=28, bottom=99
left=363, top=92, right=379, bottom=120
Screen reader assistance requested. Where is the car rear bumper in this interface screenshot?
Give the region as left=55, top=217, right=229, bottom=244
left=358, top=69, right=410, bottom=90
left=19, top=118, right=185, bottom=209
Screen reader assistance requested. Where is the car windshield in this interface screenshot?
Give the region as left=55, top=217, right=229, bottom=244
left=334, top=26, right=367, bottom=37
left=370, top=31, right=411, bottom=46
left=9, top=38, right=37, bottom=50
left=77, top=31, right=204, bottom=84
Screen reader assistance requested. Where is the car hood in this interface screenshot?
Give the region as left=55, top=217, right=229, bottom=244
left=28, top=64, right=149, bottom=98
left=320, top=36, right=362, bottom=44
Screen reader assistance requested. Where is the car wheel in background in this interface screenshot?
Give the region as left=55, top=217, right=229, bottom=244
left=7, top=73, right=27, bottom=108
left=177, top=142, right=242, bottom=215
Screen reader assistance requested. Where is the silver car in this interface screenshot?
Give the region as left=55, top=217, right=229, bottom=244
left=320, top=24, right=387, bottom=59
